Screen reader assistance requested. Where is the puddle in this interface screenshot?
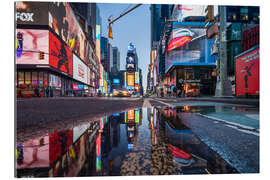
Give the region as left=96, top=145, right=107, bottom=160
left=16, top=107, right=239, bottom=177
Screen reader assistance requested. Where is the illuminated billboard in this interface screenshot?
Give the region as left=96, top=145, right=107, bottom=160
left=49, top=32, right=73, bottom=76
left=127, top=43, right=135, bottom=53
left=127, top=73, right=134, bottom=87
left=49, top=2, right=89, bottom=63
left=73, top=54, right=88, bottom=84
left=16, top=1, right=49, bottom=25
left=166, top=22, right=216, bottom=73
left=135, top=72, right=139, bottom=84
left=235, top=47, right=259, bottom=96
left=16, top=29, right=49, bottom=64
left=96, top=25, right=101, bottom=63
left=135, top=110, right=140, bottom=124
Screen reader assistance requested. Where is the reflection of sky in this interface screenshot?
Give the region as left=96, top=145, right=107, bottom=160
left=98, top=3, right=150, bottom=90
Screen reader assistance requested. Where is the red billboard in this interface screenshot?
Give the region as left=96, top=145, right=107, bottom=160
left=235, top=47, right=259, bottom=96
left=49, top=32, right=73, bottom=76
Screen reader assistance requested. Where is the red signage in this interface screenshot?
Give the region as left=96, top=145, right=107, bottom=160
left=49, top=32, right=73, bottom=75
left=235, top=48, right=259, bottom=96
left=168, top=36, right=191, bottom=51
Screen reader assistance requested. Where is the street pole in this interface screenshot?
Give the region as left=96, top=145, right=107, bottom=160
left=215, top=6, right=232, bottom=97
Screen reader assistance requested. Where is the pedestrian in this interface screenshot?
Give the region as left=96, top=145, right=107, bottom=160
left=173, top=86, right=177, bottom=97
left=34, top=86, right=39, bottom=97
left=45, top=87, right=49, bottom=97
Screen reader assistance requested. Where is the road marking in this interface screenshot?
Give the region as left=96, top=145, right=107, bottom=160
left=149, top=98, right=175, bottom=107
left=143, top=98, right=152, bottom=107
left=225, top=125, right=259, bottom=136
left=197, top=113, right=259, bottom=136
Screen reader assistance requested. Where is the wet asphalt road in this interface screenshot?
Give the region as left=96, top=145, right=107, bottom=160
left=16, top=97, right=259, bottom=174
left=16, top=97, right=144, bottom=142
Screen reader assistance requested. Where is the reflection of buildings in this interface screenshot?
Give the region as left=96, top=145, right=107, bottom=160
left=15, top=2, right=99, bottom=97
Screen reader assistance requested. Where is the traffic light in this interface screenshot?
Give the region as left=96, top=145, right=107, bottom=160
left=108, top=24, right=113, bottom=39
left=205, top=5, right=214, bottom=25
left=39, top=51, right=44, bottom=60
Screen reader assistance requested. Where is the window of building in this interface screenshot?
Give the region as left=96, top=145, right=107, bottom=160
left=32, top=72, right=38, bottom=85
left=25, top=72, right=31, bottom=85
left=18, top=72, right=24, bottom=85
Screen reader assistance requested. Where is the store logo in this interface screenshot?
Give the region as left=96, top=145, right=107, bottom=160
left=16, top=12, right=34, bottom=22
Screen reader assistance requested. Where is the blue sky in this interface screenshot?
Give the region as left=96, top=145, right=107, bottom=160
left=97, top=3, right=151, bottom=90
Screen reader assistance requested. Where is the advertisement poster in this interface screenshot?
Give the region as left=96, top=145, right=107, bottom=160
left=49, top=2, right=89, bottom=63
left=16, top=1, right=49, bottom=25
left=235, top=48, right=259, bottom=96
left=73, top=54, right=88, bottom=84
left=127, top=73, right=134, bottom=87
left=49, top=32, right=73, bottom=76
left=16, top=136, right=49, bottom=169
left=49, top=130, right=73, bottom=166
left=16, top=29, right=49, bottom=64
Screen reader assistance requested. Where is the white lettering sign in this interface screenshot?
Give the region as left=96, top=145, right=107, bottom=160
left=16, top=12, right=34, bottom=22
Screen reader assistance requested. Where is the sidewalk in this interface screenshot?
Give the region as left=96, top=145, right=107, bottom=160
left=150, top=95, right=259, bottom=107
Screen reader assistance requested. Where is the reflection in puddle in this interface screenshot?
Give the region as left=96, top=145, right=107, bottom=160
left=16, top=107, right=238, bottom=177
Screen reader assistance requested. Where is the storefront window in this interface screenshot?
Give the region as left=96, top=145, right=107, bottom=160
left=44, top=72, right=48, bottom=87
left=185, top=69, right=194, bottom=80
left=25, top=72, right=31, bottom=85
left=32, top=72, right=38, bottom=85
left=39, top=72, right=44, bottom=85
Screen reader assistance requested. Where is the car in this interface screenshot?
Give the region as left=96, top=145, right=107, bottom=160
left=112, top=88, right=131, bottom=97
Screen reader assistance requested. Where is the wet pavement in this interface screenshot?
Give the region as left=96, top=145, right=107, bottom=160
left=16, top=105, right=249, bottom=177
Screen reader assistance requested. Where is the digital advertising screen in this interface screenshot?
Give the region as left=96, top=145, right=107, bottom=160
left=166, top=22, right=216, bottom=73
left=235, top=47, right=259, bottom=96
left=135, top=110, right=140, bottom=124
left=16, top=29, right=49, bottom=65
left=113, top=78, right=120, bottom=84
left=16, top=1, right=49, bottom=25
left=127, top=74, right=135, bottom=87
left=127, top=43, right=135, bottom=53
left=49, top=31, right=73, bottom=76
left=126, top=56, right=135, bottom=64
left=96, top=25, right=101, bottom=62
left=135, top=72, right=139, bottom=84
left=49, top=2, right=89, bottom=63
left=73, top=54, right=88, bottom=84
left=73, top=123, right=89, bottom=143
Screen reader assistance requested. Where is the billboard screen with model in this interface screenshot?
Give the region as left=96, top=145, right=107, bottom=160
left=49, top=32, right=73, bottom=76
left=49, top=2, right=89, bottom=64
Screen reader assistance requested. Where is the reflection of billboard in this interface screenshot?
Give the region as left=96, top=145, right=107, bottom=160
left=73, top=123, right=89, bottom=143
left=16, top=29, right=49, bottom=64
left=49, top=130, right=73, bottom=166
left=127, top=74, right=134, bottom=86
left=16, top=136, right=49, bottom=169
left=49, top=32, right=73, bottom=75
left=113, top=78, right=120, bottom=84
left=16, top=2, right=49, bottom=25
left=135, top=110, right=140, bottom=124
left=49, top=2, right=89, bottom=63
left=135, top=72, right=139, bottom=84
left=73, top=54, right=88, bottom=84
left=235, top=47, right=259, bottom=96
left=127, top=110, right=134, bottom=120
